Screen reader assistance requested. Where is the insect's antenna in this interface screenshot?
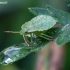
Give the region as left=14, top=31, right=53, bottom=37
left=4, top=31, right=20, bottom=33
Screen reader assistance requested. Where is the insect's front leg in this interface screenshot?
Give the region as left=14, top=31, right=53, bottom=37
left=23, top=34, right=30, bottom=46
left=23, top=33, right=34, bottom=48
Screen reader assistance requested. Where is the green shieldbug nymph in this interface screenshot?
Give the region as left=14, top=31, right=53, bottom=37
left=20, top=15, right=57, bottom=45
left=5, top=15, right=57, bottom=46
left=20, top=15, right=57, bottom=35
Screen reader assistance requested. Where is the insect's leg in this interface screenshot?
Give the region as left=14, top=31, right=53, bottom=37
left=23, top=34, right=30, bottom=46
left=40, top=33, right=54, bottom=41
left=41, top=33, right=54, bottom=39
left=40, top=35, right=53, bottom=41
left=30, top=34, right=34, bottom=48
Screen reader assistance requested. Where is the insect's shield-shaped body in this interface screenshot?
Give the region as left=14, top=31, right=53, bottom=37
left=5, top=15, right=57, bottom=45
left=20, top=15, right=57, bottom=35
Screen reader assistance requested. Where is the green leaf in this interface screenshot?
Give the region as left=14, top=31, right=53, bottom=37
left=56, top=24, right=70, bottom=45
left=29, top=7, right=47, bottom=15
left=20, top=15, right=57, bottom=35
left=46, top=5, right=70, bottom=25
left=0, top=43, right=32, bottom=66
left=29, top=5, right=70, bottom=25
left=0, top=41, right=48, bottom=66
left=0, top=31, right=51, bottom=66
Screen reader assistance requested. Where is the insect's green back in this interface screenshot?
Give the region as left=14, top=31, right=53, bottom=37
left=20, top=15, right=57, bottom=35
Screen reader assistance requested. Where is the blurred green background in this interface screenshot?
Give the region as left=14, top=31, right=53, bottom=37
left=0, top=0, right=70, bottom=70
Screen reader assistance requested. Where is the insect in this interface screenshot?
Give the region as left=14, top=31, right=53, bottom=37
left=5, top=15, right=56, bottom=46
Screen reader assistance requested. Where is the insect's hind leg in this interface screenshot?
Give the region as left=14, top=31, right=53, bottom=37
left=40, top=33, right=54, bottom=41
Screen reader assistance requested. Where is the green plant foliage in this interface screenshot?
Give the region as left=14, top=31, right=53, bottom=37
left=0, top=43, right=32, bottom=66
left=29, top=5, right=70, bottom=25
left=20, top=15, right=57, bottom=35
left=56, top=24, right=70, bottom=45
left=29, top=7, right=47, bottom=15
left=29, top=5, right=70, bottom=45
left=0, top=42, right=47, bottom=66
left=1, top=2, right=70, bottom=66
